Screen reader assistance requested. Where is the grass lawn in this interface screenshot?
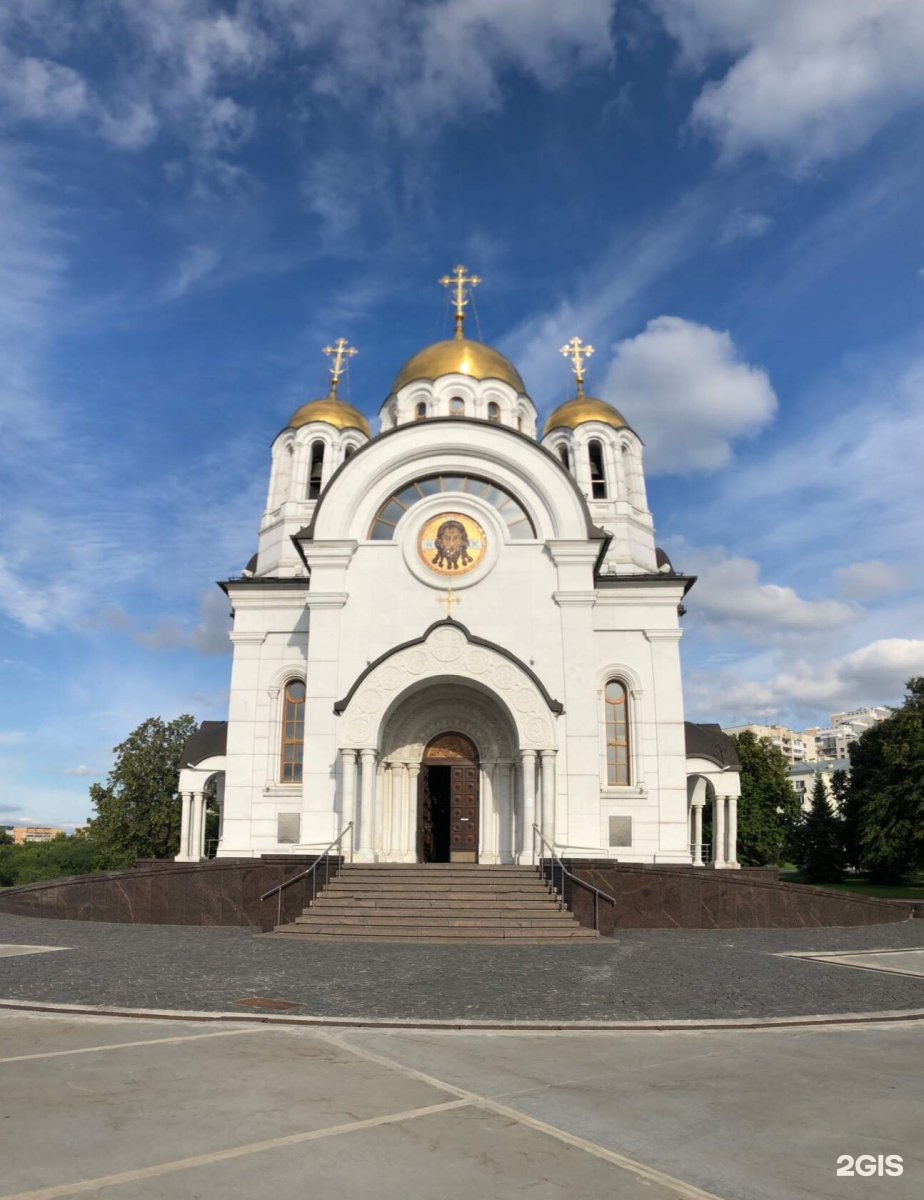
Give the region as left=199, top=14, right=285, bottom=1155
left=778, top=870, right=924, bottom=899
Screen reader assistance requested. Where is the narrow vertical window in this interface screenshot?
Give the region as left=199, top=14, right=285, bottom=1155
left=487, top=401, right=500, bottom=422
left=605, top=680, right=629, bottom=785
left=281, top=680, right=305, bottom=783
left=449, top=397, right=465, bottom=416
left=308, top=441, right=324, bottom=500
left=589, top=440, right=607, bottom=499
left=344, top=444, right=356, bottom=460
left=415, top=401, right=427, bottom=420
left=558, top=444, right=570, bottom=470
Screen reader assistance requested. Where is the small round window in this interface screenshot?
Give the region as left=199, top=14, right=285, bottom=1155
left=449, top=397, right=465, bottom=416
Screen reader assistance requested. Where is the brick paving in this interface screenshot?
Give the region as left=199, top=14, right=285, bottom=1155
left=0, top=912, right=922, bottom=1023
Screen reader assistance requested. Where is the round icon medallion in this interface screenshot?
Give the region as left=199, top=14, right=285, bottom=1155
left=417, top=512, right=487, bottom=577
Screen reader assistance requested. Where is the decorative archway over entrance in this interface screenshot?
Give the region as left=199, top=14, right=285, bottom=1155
left=420, top=733, right=479, bottom=863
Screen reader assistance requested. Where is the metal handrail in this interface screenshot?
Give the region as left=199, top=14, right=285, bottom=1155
left=260, top=822, right=354, bottom=928
left=532, top=824, right=617, bottom=932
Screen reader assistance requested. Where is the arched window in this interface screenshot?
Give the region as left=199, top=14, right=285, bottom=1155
left=487, top=401, right=500, bottom=422
left=605, top=680, right=630, bottom=785
left=308, top=441, right=324, bottom=500
left=415, top=401, right=427, bottom=420
left=558, top=444, right=570, bottom=470
left=516, top=415, right=523, bottom=431
left=344, top=444, right=356, bottom=461
left=369, top=473, right=536, bottom=540
left=589, top=440, right=607, bottom=499
left=449, top=397, right=465, bottom=416
left=281, top=680, right=305, bottom=783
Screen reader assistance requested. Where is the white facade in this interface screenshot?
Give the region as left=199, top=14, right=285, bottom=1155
left=177, top=332, right=739, bottom=867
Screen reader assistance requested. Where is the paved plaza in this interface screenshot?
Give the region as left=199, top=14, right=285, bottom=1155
left=1, top=914, right=922, bottom=1199
left=1, top=912, right=923, bottom=1023
left=0, top=1008, right=921, bottom=1200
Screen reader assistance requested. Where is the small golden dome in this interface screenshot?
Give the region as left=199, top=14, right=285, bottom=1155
left=287, top=396, right=371, bottom=437
left=543, top=396, right=627, bottom=437
left=391, top=338, right=525, bottom=394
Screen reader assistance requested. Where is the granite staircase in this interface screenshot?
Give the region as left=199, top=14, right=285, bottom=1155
left=272, top=863, right=598, bottom=942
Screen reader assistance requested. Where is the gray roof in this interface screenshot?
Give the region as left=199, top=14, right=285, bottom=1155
left=182, top=721, right=228, bottom=767
left=685, top=722, right=740, bottom=769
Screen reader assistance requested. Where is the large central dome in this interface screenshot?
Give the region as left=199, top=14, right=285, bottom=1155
left=391, top=337, right=525, bottom=394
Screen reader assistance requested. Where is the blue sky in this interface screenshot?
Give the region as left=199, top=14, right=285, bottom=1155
left=1, top=0, right=923, bottom=829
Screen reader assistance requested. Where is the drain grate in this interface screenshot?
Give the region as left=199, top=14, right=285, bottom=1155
left=233, top=996, right=301, bottom=1011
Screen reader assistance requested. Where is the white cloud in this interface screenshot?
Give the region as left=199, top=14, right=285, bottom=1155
left=691, top=638, right=924, bottom=724
left=717, top=208, right=771, bottom=245
left=601, top=316, right=777, bottom=473
left=161, top=243, right=222, bottom=301
left=0, top=52, right=89, bottom=122
left=136, top=588, right=232, bottom=657
left=684, top=547, right=855, bottom=639
left=0, top=731, right=26, bottom=746
left=651, top=0, right=924, bottom=167
left=64, top=765, right=100, bottom=777
left=834, top=561, right=909, bottom=603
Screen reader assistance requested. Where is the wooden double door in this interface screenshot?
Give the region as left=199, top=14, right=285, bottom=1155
left=418, top=733, right=479, bottom=863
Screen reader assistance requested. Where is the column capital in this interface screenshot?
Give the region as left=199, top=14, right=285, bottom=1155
left=519, top=749, right=538, bottom=762
left=538, top=748, right=557, bottom=759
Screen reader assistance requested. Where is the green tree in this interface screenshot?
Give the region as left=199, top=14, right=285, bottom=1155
left=849, top=678, right=924, bottom=884
left=799, top=774, right=846, bottom=883
left=86, top=715, right=198, bottom=868
left=832, top=767, right=864, bottom=873
left=0, top=827, right=12, bottom=845
left=730, top=731, right=802, bottom=866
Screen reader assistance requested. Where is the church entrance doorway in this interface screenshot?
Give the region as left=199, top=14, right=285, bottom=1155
left=418, top=733, right=479, bottom=863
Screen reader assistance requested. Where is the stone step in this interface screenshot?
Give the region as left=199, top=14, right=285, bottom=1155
left=333, top=871, right=538, bottom=882
left=310, top=899, right=561, bottom=912
left=272, top=930, right=597, bottom=943
left=276, top=925, right=598, bottom=940
left=294, top=909, right=574, bottom=924
left=324, top=883, right=552, bottom=892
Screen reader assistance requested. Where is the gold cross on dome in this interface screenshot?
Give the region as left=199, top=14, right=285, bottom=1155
left=439, top=264, right=482, bottom=339
left=322, top=337, right=358, bottom=397
left=560, top=336, right=595, bottom=398
left=437, top=588, right=462, bottom=619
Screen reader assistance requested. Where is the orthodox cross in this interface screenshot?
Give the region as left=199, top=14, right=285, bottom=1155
left=560, top=336, right=594, bottom=399
left=439, top=264, right=482, bottom=339
left=437, top=588, right=462, bottom=619
left=323, top=337, right=358, bottom=397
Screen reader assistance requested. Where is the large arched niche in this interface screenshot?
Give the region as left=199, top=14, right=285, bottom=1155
left=310, top=421, right=592, bottom=543
left=379, top=681, right=518, bottom=763
left=335, top=621, right=559, bottom=752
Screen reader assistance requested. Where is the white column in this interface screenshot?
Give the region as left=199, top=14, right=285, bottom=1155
left=177, top=792, right=192, bottom=861
left=340, top=749, right=358, bottom=852
left=692, top=802, right=704, bottom=867
left=539, top=750, right=556, bottom=851
left=390, top=762, right=406, bottom=861
left=725, top=796, right=739, bottom=868
left=405, top=764, right=421, bottom=860
left=373, top=761, right=387, bottom=859
left=480, top=763, right=496, bottom=863
left=497, top=762, right=514, bottom=863
left=191, top=791, right=206, bottom=859
left=358, top=749, right=377, bottom=861
left=712, top=793, right=726, bottom=867
left=518, top=750, right=537, bottom=864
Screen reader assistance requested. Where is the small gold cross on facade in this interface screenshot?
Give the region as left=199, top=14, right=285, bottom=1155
left=322, top=337, right=358, bottom=397
left=439, top=264, right=482, bottom=338
left=560, top=336, right=594, bottom=398
left=437, top=588, right=461, bottom=619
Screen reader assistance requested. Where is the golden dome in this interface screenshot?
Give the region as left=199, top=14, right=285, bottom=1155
left=543, top=396, right=627, bottom=437
left=391, top=338, right=525, bottom=394
left=287, top=396, right=371, bottom=437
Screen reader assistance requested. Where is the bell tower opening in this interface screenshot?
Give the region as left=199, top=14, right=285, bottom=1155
left=419, top=733, right=479, bottom=863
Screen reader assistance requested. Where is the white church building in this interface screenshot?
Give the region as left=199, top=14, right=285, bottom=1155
left=176, top=268, right=740, bottom=869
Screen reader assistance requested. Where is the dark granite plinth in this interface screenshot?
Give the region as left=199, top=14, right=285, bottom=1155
left=554, top=861, right=910, bottom=932
left=0, top=856, right=343, bottom=932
